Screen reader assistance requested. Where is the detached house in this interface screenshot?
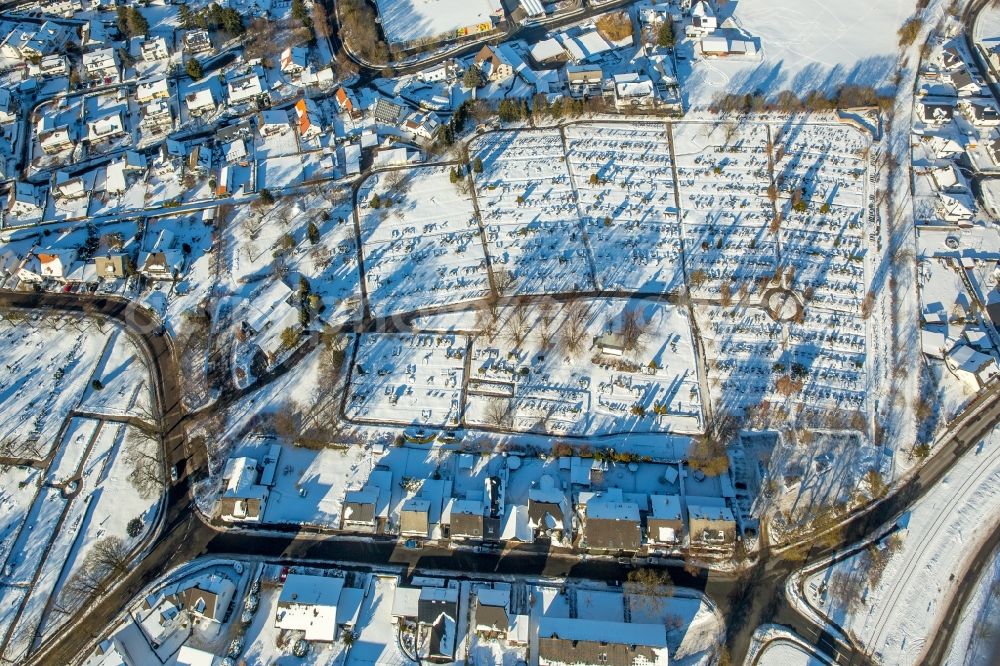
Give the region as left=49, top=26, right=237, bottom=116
left=227, top=72, right=266, bottom=105
left=139, top=229, right=184, bottom=280
left=473, top=45, right=514, bottom=82
left=580, top=494, right=642, bottom=553
left=281, top=46, right=309, bottom=77
left=141, top=36, right=169, bottom=61
left=136, top=78, right=170, bottom=104
left=82, top=47, right=120, bottom=83
left=566, top=65, right=604, bottom=99
left=86, top=112, right=127, bottom=144
left=185, top=89, right=217, bottom=117
left=7, top=181, right=44, bottom=219
left=183, top=29, right=213, bottom=56
left=294, top=98, right=323, bottom=140
left=39, top=125, right=73, bottom=154
left=687, top=498, right=737, bottom=546
left=219, top=456, right=270, bottom=522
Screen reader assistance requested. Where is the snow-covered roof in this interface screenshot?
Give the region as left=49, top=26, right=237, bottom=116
left=650, top=494, right=682, bottom=520
left=586, top=500, right=640, bottom=522
left=276, top=574, right=345, bottom=642
left=530, top=38, right=564, bottom=62
left=538, top=617, right=668, bottom=647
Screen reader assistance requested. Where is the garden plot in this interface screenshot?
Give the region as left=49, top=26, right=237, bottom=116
left=359, top=167, right=490, bottom=317
left=346, top=333, right=466, bottom=427
left=0, top=314, right=111, bottom=461
left=673, top=121, right=778, bottom=296
left=698, top=304, right=868, bottom=421
left=564, top=123, right=685, bottom=292
left=0, top=466, right=40, bottom=575
left=775, top=124, right=869, bottom=314
left=78, top=328, right=152, bottom=418
left=465, top=298, right=703, bottom=436
left=471, top=130, right=595, bottom=295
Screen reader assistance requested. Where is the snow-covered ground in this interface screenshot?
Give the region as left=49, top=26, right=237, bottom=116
left=803, top=424, right=1000, bottom=665
left=679, top=0, right=916, bottom=107
left=943, top=542, right=1000, bottom=665
left=0, top=314, right=159, bottom=662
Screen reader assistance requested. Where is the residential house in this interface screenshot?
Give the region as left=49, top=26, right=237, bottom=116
left=0, top=90, right=18, bottom=124
left=445, top=499, right=486, bottom=541
left=581, top=495, right=642, bottom=553
left=920, top=100, right=955, bottom=125
left=418, top=588, right=459, bottom=662
left=566, top=65, right=604, bottom=99
left=170, top=574, right=236, bottom=624
left=294, top=98, right=323, bottom=140
left=33, top=54, right=70, bottom=78
left=527, top=479, right=568, bottom=541
left=280, top=46, right=309, bottom=77
left=241, top=279, right=298, bottom=360
left=275, top=574, right=345, bottom=642
left=139, top=229, right=183, bottom=280
left=474, top=45, right=514, bottom=82
left=86, top=113, right=126, bottom=144
left=259, top=109, right=291, bottom=136
left=39, top=126, right=73, bottom=154
left=141, top=36, right=169, bottom=61
left=688, top=0, right=717, bottom=34
left=417, top=59, right=459, bottom=83
left=7, top=181, right=44, bottom=219
left=21, top=21, right=71, bottom=59
left=374, top=98, right=404, bottom=124
left=83, top=47, right=120, bottom=83
left=152, top=143, right=179, bottom=177
left=613, top=73, right=657, bottom=110
left=184, top=29, right=213, bottom=57
left=141, top=99, right=174, bottom=133
left=687, top=498, right=737, bottom=546
left=946, top=344, right=1000, bottom=389
left=949, top=69, right=980, bottom=97
left=219, top=456, right=269, bottom=522
left=0, top=24, right=32, bottom=59
left=938, top=191, right=975, bottom=224
left=136, top=78, right=170, bottom=104
left=185, top=89, right=216, bottom=117
left=473, top=588, right=510, bottom=638
left=335, top=87, right=361, bottom=119
left=647, top=494, right=684, bottom=547
left=23, top=248, right=79, bottom=281
left=961, top=100, right=1000, bottom=127
left=341, top=470, right=392, bottom=533
left=94, top=254, right=129, bottom=279
left=537, top=618, right=670, bottom=666
left=52, top=175, right=87, bottom=201
left=400, top=498, right=432, bottom=538
left=227, top=72, right=265, bottom=105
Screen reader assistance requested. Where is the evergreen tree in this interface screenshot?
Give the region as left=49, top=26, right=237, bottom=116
left=307, top=221, right=320, bottom=245
left=186, top=58, right=204, bottom=80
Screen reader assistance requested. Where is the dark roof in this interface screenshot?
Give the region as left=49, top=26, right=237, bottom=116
left=450, top=511, right=484, bottom=538
left=539, top=636, right=660, bottom=666
left=343, top=501, right=376, bottom=524
left=528, top=499, right=564, bottom=525
left=418, top=596, right=457, bottom=625
left=584, top=516, right=642, bottom=551
left=474, top=600, right=509, bottom=631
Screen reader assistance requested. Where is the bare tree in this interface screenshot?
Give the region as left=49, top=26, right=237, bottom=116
left=620, top=308, right=649, bottom=353
left=125, top=429, right=163, bottom=498
left=493, top=267, right=515, bottom=298
left=504, top=298, right=531, bottom=349
left=561, top=301, right=590, bottom=357
left=483, top=398, right=513, bottom=428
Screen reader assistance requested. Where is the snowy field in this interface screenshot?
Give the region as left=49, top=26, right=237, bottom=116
left=373, top=0, right=502, bottom=44
left=359, top=167, right=491, bottom=317
left=464, top=298, right=702, bottom=436
left=0, top=314, right=111, bottom=460
left=346, top=333, right=466, bottom=427
left=943, top=543, right=1000, bottom=666
left=679, top=0, right=916, bottom=107
left=472, top=129, right=595, bottom=295
left=804, top=424, right=1000, bottom=665
left=0, top=313, right=159, bottom=662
